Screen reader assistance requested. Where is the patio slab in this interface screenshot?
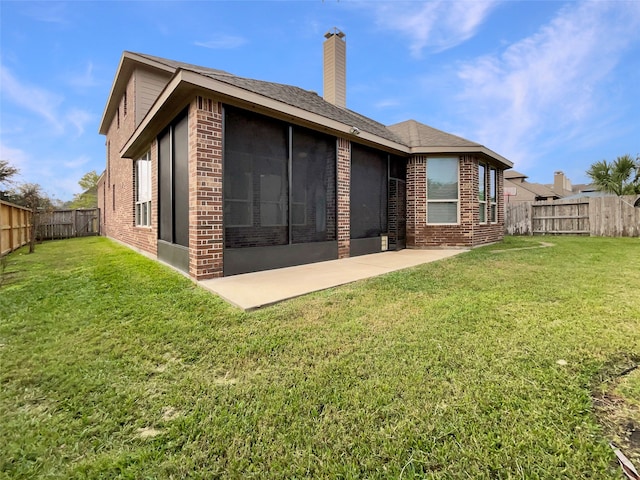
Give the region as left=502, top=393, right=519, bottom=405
left=198, top=248, right=465, bottom=310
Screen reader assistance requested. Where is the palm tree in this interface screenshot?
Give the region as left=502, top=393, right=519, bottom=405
left=586, top=154, right=640, bottom=196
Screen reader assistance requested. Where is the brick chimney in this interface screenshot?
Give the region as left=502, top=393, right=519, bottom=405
left=323, top=28, right=346, bottom=108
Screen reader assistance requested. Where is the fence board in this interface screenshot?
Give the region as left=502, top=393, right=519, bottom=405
left=36, top=208, right=100, bottom=240
left=0, top=200, right=32, bottom=256
left=504, top=202, right=531, bottom=235
left=505, top=196, right=640, bottom=237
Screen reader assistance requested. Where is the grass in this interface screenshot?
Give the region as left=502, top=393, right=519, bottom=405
left=1, top=235, right=639, bottom=479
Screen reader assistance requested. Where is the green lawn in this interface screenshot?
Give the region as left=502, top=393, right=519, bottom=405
left=1, top=235, right=639, bottom=479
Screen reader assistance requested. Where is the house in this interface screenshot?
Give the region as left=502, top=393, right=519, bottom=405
left=504, top=170, right=560, bottom=204
left=97, top=30, right=512, bottom=280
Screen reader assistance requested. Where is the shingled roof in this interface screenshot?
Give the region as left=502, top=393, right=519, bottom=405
left=134, top=52, right=404, bottom=145
left=106, top=52, right=511, bottom=167
left=387, top=120, right=480, bottom=149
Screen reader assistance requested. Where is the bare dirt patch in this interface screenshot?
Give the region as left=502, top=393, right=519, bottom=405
left=593, top=367, right=640, bottom=469
left=137, top=427, right=163, bottom=439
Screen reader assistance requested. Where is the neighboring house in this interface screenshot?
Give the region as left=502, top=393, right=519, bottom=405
left=504, top=170, right=559, bottom=204
left=98, top=31, right=512, bottom=279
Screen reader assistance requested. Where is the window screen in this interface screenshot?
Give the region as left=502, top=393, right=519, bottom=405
left=291, top=127, right=336, bottom=243
left=224, top=107, right=288, bottom=248
left=350, top=144, right=388, bottom=239
left=224, top=107, right=337, bottom=248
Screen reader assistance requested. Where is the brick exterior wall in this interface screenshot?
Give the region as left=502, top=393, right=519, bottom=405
left=99, top=71, right=157, bottom=256
left=336, top=137, right=351, bottom=258
left=98, top=67, right=507, bottom=279
left=406, top=155, right=505, bottom=248
left=188, top=97, right=223, bottom=280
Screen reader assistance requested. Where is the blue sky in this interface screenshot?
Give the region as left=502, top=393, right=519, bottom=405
left=1, top=1, right=639, bottom=201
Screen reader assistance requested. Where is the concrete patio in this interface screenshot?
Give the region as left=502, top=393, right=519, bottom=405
left=199, top=248, right=465, bottom=310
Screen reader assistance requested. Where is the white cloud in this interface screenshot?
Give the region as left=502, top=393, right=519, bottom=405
left=0, top=65, right=64, bottom=133
left=369, top=1, right=500, bottom=56
left=1, top=65, right=96, bottom=137
left=0, top=142, right=29, bottom=177
left=23, top=2, right=69, bottom=24
left=63, top=155, right=91, bottom=169
left=194, top=34, right=248, bottom=49
left=453, top=2, right=640, bottom=170
left=375, top=99, right=401, bottom=109
left=67, top=62, right=100, bottom=89
left=66, top=108, right=94, bottom=136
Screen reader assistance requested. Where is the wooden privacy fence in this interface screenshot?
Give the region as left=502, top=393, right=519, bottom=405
left=36, top=208, right=100, bottom=240
left=505, top=196, right=640, bottom=237
left=0, top=200, right=32, bottom=256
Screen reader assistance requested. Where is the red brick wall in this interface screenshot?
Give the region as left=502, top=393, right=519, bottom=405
left=101, top=71, right=157, bottom=256
left=100, top=70, right=507, bottom=277
left=407, top=154, right=505, bottom=248
left=188, top=96, right=223, bottom=280
left=337, top=137, right=350, bottom=258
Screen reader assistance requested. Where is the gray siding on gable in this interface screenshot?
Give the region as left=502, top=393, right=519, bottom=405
left=135, top=68, right=172, bottom=126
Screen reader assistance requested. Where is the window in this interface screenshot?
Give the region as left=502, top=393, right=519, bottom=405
left=291, top=160, right=307, bottom=226
left=478, top=163, right=487, bottom=223
left=225, top=153, right=252, bottom=227
left=260, top=173, right=287, bottom=226
left=427, top=157, right=459, bottom=224
left=135, top=151, right=151, bottom=227
left=123, top=91, right=127, bottom=116
left=489, top=167, right=497, bottom=223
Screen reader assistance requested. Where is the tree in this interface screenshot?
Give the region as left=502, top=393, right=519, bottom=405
left=586, top=154, right=640, bottom=196
left=67, top=170, right=99, bottom=208
left=0, top=160, right=20, bottom=200
left=78, top=170, right=99, bottom=192
left=0, top=160, right=19, bottom=184
left=10, top=183, right=52, bottom=253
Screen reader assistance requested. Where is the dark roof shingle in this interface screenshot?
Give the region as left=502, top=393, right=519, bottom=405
left=135, top=52, right=404, bottom=144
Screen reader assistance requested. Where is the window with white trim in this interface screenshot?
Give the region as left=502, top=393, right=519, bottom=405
left=135, top=151, right=151, bottom=227
left=478, top=163, right=487, bottom=224
left=427, top=157, right=459, bottom=224
left=489, top=167, right=497, bottom=223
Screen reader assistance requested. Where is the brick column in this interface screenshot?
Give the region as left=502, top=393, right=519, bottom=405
left=459, top=155, right=476, bottom=244
left=406, top=156, right=426, bottom=247
left=336, top=137, right=351, bottom=258
left=188, top=96, right=223, bottom=279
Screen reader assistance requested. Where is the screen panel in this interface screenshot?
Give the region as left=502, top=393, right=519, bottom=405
left=291, top=127, right=336, bottom=243
left=173, top=113, right=189, bottom=247
left=158, top=128, right=172, bottom=243
left=224, top=107, right=288, bottom=248
left=350, top=144, right=388, bottom=239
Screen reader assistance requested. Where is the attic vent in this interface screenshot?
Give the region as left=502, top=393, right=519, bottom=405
left=197, top=96, right=214, bottom=113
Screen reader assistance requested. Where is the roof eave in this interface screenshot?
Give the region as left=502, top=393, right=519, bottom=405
left=409, top=145, right=513, bottom=169
left=122, top=70, right=410, bottom=158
